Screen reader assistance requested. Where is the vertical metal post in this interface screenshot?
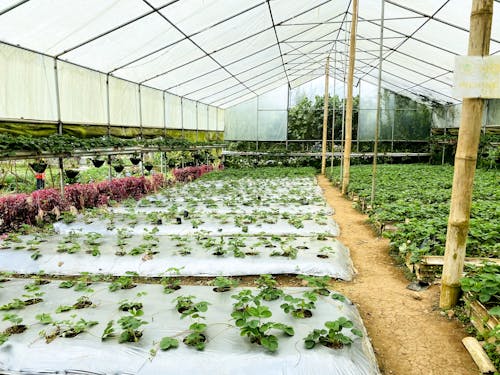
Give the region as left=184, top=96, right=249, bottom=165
left=163, top=91, right=167, bottom=139
left=53, top=58, right=64, bottom=195
left=256, top=95, right=259, bottom=151
left=106, top=74, right=111, bottom=138
left=370, top=0, right=385, bottom=208
left=356, top=80, right=361, bottom=153
left=181, top=97, right=184, bottom=138
left=321, top=56, right=330, bottom=175
left=196, top=102, right=199, bottom=143
left=286, top=84, right=291, bottom=150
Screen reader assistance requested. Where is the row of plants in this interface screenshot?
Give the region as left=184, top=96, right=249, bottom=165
left=327, top=164, right=499, bottom=260
left=0, top=165, right=216, bottom=233
left=0, top=134, right=222, bottom=157
left=0, top=274, right=363, bottom=354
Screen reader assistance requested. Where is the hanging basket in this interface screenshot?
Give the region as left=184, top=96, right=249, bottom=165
left=29, top=162, right=48, bottom=173
left=91, top=159, right=105, bottom=168
left=144, top=163, right=154, bottom=172
left=130, top=157, right=142, bottom=165
left=64, top=169, right=80, bottom=179
left=113, top=165, right=125, bottom=173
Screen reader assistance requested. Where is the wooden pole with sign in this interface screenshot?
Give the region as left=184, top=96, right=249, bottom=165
left=440, top=0, right=493, bottom=309
left=341, top=0, right=359, bottom=194
left=321, top=56, right=330, bottom=175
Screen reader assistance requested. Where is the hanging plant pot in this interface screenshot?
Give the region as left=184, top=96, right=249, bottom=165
left=144, top=163, right=153, bottom=172
left=130, top=156, right=142, bottom=165
left=64, top=169, right=80, bottom=179
left=113, top=165, right=125, bottom=173
left=30, top=162, right=48, bottom=173
left=91, top=159, right=105, bottom=168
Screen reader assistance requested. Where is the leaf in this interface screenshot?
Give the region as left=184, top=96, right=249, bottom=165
left=36, top=313, right=53, bottom=325
left=304, top=339, right=316, bottom=349
left=159, top=337, right=179, bottom=351
left=488, top=306, right=500, bottom=316
left=351, top=328, right=363, bottom=337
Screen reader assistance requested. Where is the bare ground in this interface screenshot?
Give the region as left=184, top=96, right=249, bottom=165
left=316, top=175, right=478, bottom=375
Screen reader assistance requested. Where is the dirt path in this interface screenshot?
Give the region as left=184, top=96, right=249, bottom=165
left=317, top=175, right=478, bottom=375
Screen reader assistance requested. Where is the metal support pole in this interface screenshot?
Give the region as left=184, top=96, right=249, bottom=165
left=138, top=84, right=143, bottom=140
left=321, top=56, right=330, bottom=175
left=106, top=74, right=111, bottom=138
left=53, top=58, right=64, bottom=195
left=440, top=0, right=493, bottom=309
left=341, top=0, right=359, bottom=194
left=370, top=0, right=385, bottom=208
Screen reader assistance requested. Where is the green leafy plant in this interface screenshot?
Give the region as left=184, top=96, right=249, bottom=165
left=304, top=317, right=363, bottom=349
left=280, top=292, right=317, bottom=318
left=460, top=263, right=500, bottom=305
left=211, top=276, right=239, bottom=292
left=109, top=273, right=137, bottom=292
left=255, top=274, right=283, bottom=301
left=117, top=308, right=148, bottom=343
left=297, top=275, right=331, bottom=296
left=231, top=289, right=294, bottom=352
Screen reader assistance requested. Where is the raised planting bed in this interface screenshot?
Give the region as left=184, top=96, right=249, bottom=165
left=0, top=281, right=379, bottom=374
left=0, top=233, right=354, bottom=280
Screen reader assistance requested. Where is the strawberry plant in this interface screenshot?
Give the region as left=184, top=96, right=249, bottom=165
left=280, top=292, right=317, bottom=318
left=460, top=263, right=500, bottom=306
left=304, top=317, right=363, bottom=349
left=117, top=308, right=148, bottom=343
left=211, top=276, right=238, bottom=292
left=231, top=289, right=294, bottom=352
left=255, top=274, right=283, bottom=301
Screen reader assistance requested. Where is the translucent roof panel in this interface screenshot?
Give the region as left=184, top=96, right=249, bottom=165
left=0, top=0, right=498, bottom=110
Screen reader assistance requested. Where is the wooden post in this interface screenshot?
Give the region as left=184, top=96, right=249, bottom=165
left=58, top=158, right=64, bottom=196
left=321, top=56, right=330, bottom=175
left=440, top=0, right=493, bottom=309
left=341, top=0, right=359, bottom=194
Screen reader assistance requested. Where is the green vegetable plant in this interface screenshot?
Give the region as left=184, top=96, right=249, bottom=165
left=280, top=292, right=317, bottom=318
left=117, top=308, right=148, bottom=343
left=109, top=272, right=138, bottom=292
left=460, top=263, right=500, bottom=306
left=231, top=289, right=294, bottom=352
left=297, top=275, right=331, bottom=296
left=304, top=317, right=363, bottom=349
left=159, top=336, right=179, bottom=351
left=173, top=295, right=210, bottom=350
left=211, top=276, right=239, bottom=292
left=255, top=274, right=283, bottom=301
left=2, top=313, right=27, bottom=335
left=41, top=315, right=98, bottom=343
left=161, top=268, right=182, bottom=294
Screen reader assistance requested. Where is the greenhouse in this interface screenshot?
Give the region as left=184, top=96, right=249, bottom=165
left=0, top=0, right=498, bottom=374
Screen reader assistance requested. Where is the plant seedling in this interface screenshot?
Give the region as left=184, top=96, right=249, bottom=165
left=109, top=273, right=137, bottom=292
left=117, top=308, right=148, bottom=343
left=231, top=299, right=294, bottom=352
left=2, top=313, right=26, bottom=334
left=304, top=317, right=363, bottom=349
left=255, top=274, right=283, bottom=301
left=280, top=292, right=317, bottom=318
left=211, top=276, right=239, bottom=292
left=161, top=268, right=182, bottom=294
left=297, top=275, right=331, bottom=296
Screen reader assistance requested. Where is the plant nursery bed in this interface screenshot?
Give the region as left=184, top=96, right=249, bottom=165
left=0, top=281, right=379, bottom=374
left=0, top=234, right=354, bottom=279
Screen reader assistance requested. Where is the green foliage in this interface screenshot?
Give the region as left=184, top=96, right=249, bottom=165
left=304, top=317, right=362, bottom=349
left=460, top=263, right=500, bottom=306
left=211, top=276, right=239, bottom=291
left=117, top=308, right=148, bottom=343
left=3, top=313, right=23, bottom=325
left=280, top=293, right=317, bottom=318
left=231, top=289, right=294, bottom=352
left=160, top=336, right=179, bottom=351
left=0, top=298, right=26, bottom=311
left=36, top=313, right=53, bottom=325
left=287, top=95, right=358, bottom=142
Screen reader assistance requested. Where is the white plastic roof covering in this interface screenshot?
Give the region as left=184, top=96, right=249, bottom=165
left=0, top=0, right=499, bottom=109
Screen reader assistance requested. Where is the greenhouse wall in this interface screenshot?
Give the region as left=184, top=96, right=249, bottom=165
left=0, top=43, right=224, bottom=138
left=431, top=100, right=500, bottom=128
left=224, top=86, right=287, bottom=141
left=358, top=82, right=430, bottom=141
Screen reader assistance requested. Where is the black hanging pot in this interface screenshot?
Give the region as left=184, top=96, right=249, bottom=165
left=130, top=157, right=142, bottom=165
left=91, top=159, right=105, bottom=168
left=64, top=169, right=80, bottom=179
left=30, top=162, right=48, bottom=173
left=144, top=163, right=153, bottom=172
left=113, top=165, right=125, bottom=173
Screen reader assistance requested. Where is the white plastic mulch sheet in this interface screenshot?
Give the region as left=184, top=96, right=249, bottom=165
left=0, top=235, right=354, bottom=280
left=0, top=281, right=379, bottom=375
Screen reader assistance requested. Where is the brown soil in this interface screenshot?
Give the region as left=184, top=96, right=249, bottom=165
left=316, top=175, right=478, bottom=375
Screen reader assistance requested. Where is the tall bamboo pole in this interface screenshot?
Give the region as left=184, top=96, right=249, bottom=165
left=370, top=0, right=385, bottom=207
left=330, top=51, right=337, bottom=173
left=440, top=0, right=493, bottom=309
left=341, top=0, right=359, bottom=194
left=321, top=56, right=330, bottom=175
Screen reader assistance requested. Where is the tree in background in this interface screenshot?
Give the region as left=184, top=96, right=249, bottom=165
left=287, top=95, right=359, bottom=141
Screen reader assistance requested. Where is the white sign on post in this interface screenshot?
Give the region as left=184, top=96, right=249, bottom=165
left=454, top=55, right=500, bottom=98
